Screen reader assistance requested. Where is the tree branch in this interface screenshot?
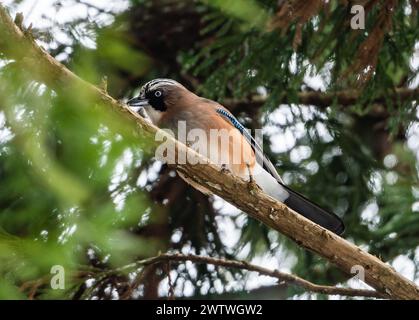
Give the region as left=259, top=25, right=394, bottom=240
left=224, top=88, right=419, bottom=113
left=110, top=252, right=387, bottom=299
left=1, top=5, right=418, bottom=299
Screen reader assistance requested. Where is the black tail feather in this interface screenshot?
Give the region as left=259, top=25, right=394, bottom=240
left=281, top=184, right=345, bottom=235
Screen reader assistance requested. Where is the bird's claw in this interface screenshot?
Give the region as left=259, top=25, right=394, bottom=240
left=220, top=163, right=230, bottom=174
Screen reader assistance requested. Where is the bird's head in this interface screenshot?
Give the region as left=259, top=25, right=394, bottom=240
left=127, top=78, right=189, bottom=124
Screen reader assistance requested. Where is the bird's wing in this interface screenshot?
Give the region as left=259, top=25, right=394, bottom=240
left=215, top=107, right=284, bottom=183
left=216, top=107, right=345, bottom=235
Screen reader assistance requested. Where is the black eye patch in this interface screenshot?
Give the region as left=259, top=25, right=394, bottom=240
left=146, top=90, right=166, bottom=112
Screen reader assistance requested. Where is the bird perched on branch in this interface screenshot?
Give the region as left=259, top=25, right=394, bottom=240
left=127, top=79, right=344, bottom=235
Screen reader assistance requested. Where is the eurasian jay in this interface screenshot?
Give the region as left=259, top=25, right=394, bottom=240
left=127, top=79, right=344, bottom=235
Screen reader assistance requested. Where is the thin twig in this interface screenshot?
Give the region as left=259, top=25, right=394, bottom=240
left=165, top=261, right=175, bottom=300
left=109, top=253, right=387, bottom=299
left=120, top=269, right=146, bottom=300
left=74, top=0, right=116, bottom=16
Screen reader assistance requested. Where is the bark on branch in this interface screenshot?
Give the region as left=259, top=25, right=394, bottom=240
left=1, top=5, right=418, bottom=299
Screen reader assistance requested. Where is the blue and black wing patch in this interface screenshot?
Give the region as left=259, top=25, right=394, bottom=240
left=216, top=108, right=247, bottom=134
left=216, top=108, right=283, bottom=183
left=216, top=108, right=345, bottom=234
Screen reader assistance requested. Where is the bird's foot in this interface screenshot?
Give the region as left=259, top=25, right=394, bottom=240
left=246, top=163, right=261, bottom=194
left=220, top=163, right=230, bottom=174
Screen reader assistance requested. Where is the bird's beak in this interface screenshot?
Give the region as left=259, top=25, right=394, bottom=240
left=127, top=96, right=149, bottom=113
left=126, top=96, right=153, bottom=123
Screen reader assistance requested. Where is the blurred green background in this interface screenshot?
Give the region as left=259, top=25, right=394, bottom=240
left=0, top=0, right=418, bottom=299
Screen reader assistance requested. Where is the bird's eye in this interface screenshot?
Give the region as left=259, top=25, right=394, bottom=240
left=154, top=90, right=162, bottom=97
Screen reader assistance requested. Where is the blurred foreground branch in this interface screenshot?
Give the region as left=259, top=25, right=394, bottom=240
left=1, top=5, right=419, bottom=299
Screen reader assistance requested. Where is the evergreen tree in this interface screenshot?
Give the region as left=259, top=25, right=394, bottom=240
left=0, top=0, right=418, bottom=299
